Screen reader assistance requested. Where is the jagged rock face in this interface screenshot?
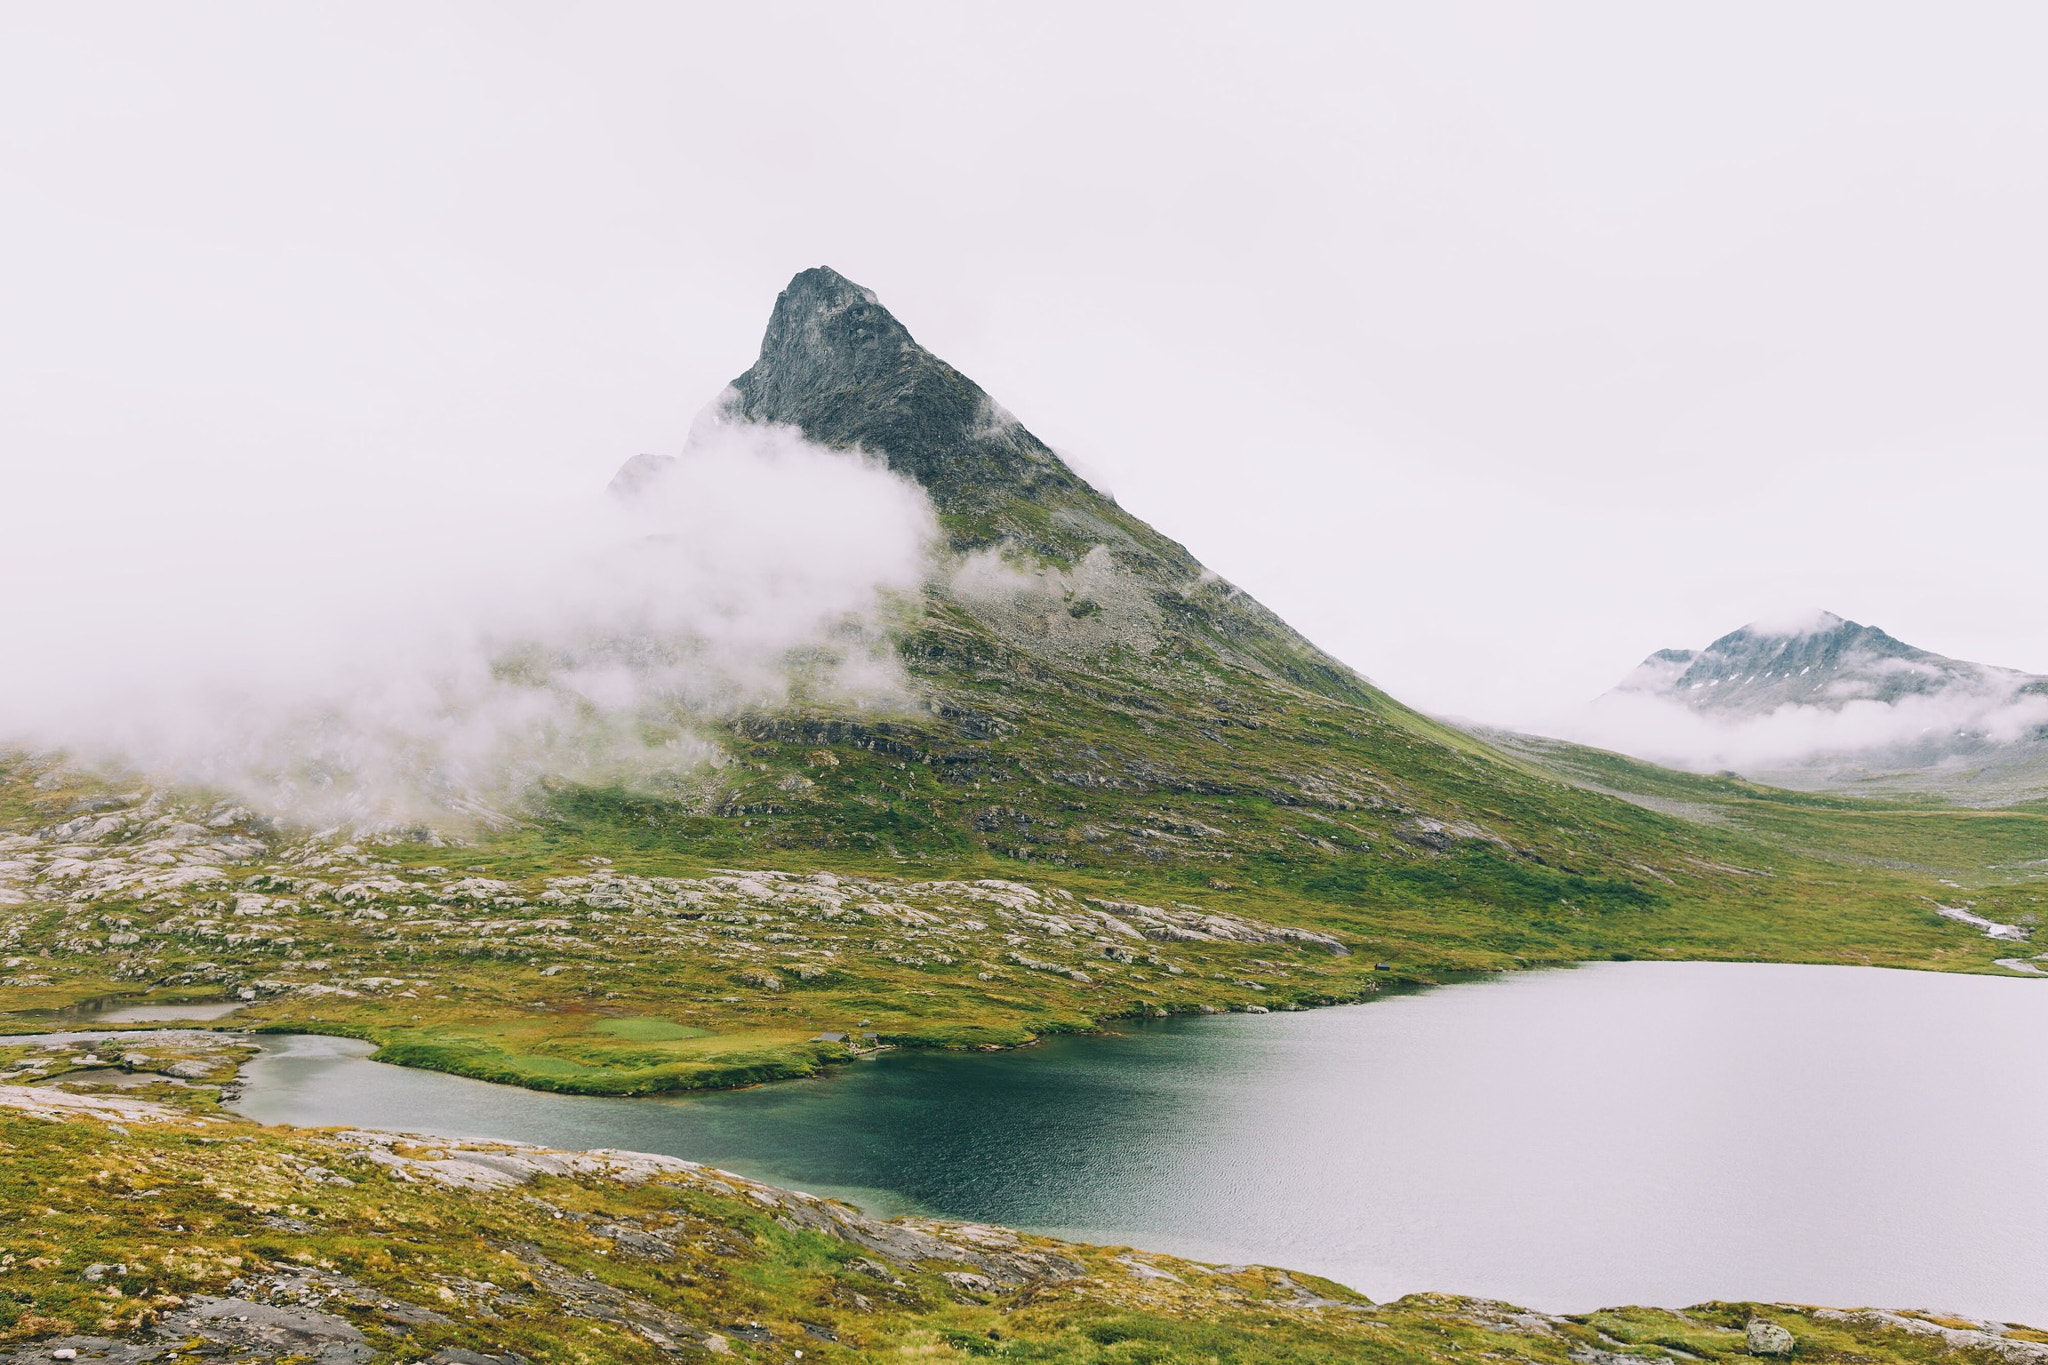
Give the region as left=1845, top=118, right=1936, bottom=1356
left=1614, top=611, right=2045, bottom=716
left=712, top=267, right=1379, bottom=702
left=727, top=266, right=1084, bottom=526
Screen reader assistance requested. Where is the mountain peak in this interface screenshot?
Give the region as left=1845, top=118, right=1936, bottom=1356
left=727, top=267, right=1082, bottom=525
left=1610, top=610, right=2035, bottom=715
left=778, top=264, right=882, bottom=313
left=1733, top=609, right=1847, bottom=640
left=712, top=266, right=1375, bottom=701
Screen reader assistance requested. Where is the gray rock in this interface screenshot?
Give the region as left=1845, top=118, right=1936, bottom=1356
left=1811, top=1309, right=2048, bottom=1364
left=770, top=1188, right=1081, bottom=1285
left=1569, top=1350, right=1663, bottom=1365
left=727, top=268, right=1083, bottom=519
left=0, top=1338, right=153, bottom=1365
left=166, top=1297, right=372, bottom=1364
left=499, top=1241, right=720, bottom=1352
left=941, top=1271, right=996, bottom=1296
left=1747, top=1319, right=1796, bottom=1356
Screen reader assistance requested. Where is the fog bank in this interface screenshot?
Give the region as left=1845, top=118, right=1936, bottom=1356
left=1556, top=684, right=2048, bottom=777
left=0, top=419, right=936, bottom=828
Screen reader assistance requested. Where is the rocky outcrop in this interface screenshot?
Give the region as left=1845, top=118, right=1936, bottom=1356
left=324, top=1128, right=1083, bottom=1289
left=1811, top=1309, right=2048, bottom=1364
left=1746, top=1319, right=1796, bottom=1356
left=497, top=1242, right=723, bottom=1354
left=0, top=1296, right=373, bottom=1365
left=726, top=267, right=1083, bottom=525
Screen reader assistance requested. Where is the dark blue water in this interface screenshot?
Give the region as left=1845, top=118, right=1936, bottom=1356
left=232, top=962, right=2048, bottom=1323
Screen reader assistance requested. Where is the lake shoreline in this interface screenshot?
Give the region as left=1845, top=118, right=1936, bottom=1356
left=174, top=961, right=2048, bottom=1325
left=6, top=1067, right=2035, bottom=1364
left=11, top=949, right=2038, bottom=1100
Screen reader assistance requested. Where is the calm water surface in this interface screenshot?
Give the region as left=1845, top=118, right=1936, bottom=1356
left=92, top=1000, right=246, bottom=1023
left=232, top=962, right=2048, bottom=1322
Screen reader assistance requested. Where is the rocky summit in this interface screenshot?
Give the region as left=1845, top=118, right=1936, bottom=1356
left=713, top=265, right=1367, bottom=698
left=728, top=267, right=1087, bottom=527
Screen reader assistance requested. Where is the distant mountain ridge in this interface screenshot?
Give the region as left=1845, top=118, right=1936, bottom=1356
left=1598, top=611, right=2048, bottom=803
left=1614, top=610, right=2047, bottom=716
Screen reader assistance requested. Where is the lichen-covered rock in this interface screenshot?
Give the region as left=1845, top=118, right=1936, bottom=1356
left=0, top=1297, right=371, bottom=1364
left=1748, top=1319, right=1796, bottom=1356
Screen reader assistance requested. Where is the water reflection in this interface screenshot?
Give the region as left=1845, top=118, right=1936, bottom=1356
left=2, top=996, right=246, bottom=1026
left=89, top=1000, right=246, bottom=1024
left=232, top=963, right=2048, bottom=1323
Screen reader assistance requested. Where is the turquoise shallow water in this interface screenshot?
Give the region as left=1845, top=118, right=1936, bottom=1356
left=231, top=961, right=2048, bottom=1322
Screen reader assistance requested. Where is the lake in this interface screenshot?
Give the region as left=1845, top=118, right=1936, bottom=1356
left=230, top=961, right=2048, bottom=1323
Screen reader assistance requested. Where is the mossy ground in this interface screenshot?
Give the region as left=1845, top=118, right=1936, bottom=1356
left=4, top=713, right=2044, bottom=1096
left=0, top=1094, right=2035, bottom=1363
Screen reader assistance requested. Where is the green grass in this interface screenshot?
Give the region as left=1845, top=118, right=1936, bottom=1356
left=3, top=723, right=2038, bottom=1096
left=0, top=1097, right=2030, bottom=1361
left=590, top=1017, right=716, bottom=1042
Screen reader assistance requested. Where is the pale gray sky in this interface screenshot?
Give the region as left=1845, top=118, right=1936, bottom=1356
left=4, top=3, right=2043, bottom=732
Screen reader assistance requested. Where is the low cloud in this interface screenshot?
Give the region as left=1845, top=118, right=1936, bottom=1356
left=0, top=418, right=937, bottom=828
left=1557, top=683, right=2048, bottom=776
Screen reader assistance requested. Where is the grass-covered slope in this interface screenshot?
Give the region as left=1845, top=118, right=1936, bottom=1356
left=2, top=267, right=2043, bottom=1091
left=1481, top=728, right=2048, bottom=900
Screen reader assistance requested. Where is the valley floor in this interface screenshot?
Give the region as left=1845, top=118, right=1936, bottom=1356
left=2, top=757, right=2045, bottom=1361
left=4, top=751, right=2042, bottom=1101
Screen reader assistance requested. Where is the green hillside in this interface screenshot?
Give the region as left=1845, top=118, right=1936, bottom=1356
left=2, top=268, right=2042, bottom=1092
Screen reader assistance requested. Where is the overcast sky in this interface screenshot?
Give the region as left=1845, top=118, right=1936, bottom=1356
left=4, top=2, right=2043, bottom=732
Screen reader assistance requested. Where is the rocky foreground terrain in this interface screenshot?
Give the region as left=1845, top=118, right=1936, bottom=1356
left=0, top=1040, right=2043, bottom=1364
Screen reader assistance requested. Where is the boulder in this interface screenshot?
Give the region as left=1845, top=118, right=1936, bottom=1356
left=1747, top=1319, right=1796, bottom=1356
